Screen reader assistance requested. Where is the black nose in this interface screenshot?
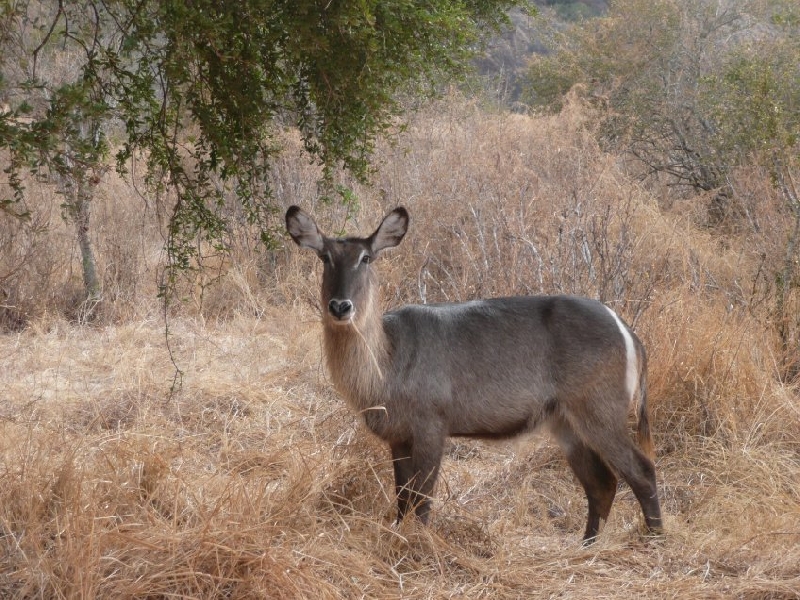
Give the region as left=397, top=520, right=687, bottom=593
left=328, top=299, right=354, bottom=319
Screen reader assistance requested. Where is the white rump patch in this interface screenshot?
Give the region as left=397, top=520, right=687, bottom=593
left=604, top=306, right=638, bottom=405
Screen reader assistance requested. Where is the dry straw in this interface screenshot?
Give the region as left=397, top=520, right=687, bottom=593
left=1, top=96, right=799, bottom=597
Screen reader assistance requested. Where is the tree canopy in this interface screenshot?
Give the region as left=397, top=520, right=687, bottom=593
left=524, top=0, right=799, bottom=204
left=523, top=0, right=800, bottom=371
left=1, top=0, right=521, bottom=260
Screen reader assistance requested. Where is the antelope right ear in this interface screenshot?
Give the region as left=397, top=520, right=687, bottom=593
left=285, top=206, right=325, bottom=253
left=370, top=207, right=409, bottom=254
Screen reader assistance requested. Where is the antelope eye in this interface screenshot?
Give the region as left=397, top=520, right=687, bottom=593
left=361, top=254, right=372, bottom=265
left=319, top=253, right=331, bottom=264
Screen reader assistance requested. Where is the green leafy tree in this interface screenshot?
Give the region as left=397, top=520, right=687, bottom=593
left=1, top=0, right=521, bottom=304
left=524, top=0, right=800, bottom=375
left=523, top=0, right=798, bottom=201
left=704, top=6, right=800, bottom=374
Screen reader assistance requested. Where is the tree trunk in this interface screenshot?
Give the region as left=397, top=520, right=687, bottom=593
left=74, top=181, right=101, bottom=303
left=58, top=163, right=102, bottom=319
left=60, top=119, right=104, bottom=318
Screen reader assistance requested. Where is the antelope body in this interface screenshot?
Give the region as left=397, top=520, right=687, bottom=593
left=286, top=205, right=663, bottom=542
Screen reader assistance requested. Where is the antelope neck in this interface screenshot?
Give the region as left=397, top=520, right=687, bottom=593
left=322, top=308, right=389, bottom=412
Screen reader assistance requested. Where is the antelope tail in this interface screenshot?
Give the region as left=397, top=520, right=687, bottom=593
left=636, top=367, right=655, bottom=461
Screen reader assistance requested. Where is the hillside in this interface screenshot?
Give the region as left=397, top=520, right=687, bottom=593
left=475, top=1, right=609, bottom=103
left=1, top=97, right=799, bottom=597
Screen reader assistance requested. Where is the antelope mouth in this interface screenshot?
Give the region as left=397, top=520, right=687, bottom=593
left=327, top=311, right=356, bottom=325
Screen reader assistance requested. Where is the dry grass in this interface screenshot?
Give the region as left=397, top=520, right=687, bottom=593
left=2, top=95, right=799, bottom=598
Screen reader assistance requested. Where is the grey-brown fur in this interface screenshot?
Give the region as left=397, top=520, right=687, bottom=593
left=285, top=205, right=663, bottom=543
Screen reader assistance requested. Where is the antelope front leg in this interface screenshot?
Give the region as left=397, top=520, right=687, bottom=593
left=390, top=437, right=444, bottom=523
left=390, top=441, right=415, bottom=522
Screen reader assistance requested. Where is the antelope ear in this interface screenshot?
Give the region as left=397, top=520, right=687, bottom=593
left=285, top=206, right=325, bottom=253
left=370, top=207, right=409, bottom=254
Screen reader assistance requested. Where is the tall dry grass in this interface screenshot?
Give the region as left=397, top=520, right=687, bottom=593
left=1, top=95, right=799, bottom=598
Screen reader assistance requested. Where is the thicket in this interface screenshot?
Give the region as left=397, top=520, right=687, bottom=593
left=525, top=0, right=800, bottom=378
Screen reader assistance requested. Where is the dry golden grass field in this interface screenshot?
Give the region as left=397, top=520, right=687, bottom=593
left=2, top=98, right=799, bottom=598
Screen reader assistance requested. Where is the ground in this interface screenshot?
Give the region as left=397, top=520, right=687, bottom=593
left=2, top=311, right=798, bottom=598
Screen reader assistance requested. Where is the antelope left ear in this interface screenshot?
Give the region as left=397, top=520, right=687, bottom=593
left=370, top=207, right=409, bottom=254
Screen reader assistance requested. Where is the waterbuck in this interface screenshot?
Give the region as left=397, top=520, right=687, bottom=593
left=285, top=205, right=663, bottom=543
